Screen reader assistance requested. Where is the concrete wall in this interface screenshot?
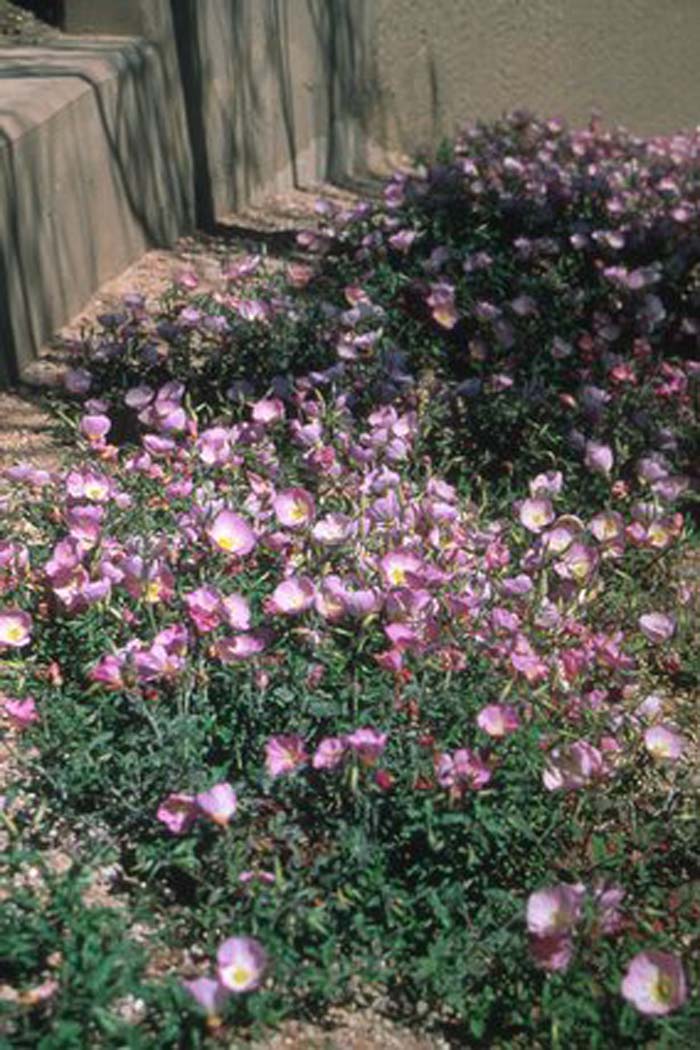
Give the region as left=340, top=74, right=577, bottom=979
left=0, top=34, right=193, bottom=381
left=369, top=0, right=700, bottom=157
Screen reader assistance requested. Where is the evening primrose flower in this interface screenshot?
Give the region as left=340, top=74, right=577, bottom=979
left=195, top=783, right=238, bottom=826
left=543, top=740, right=604, bottom=791
left=584, top=440, right=614, bottom=477
left=266, top=576, right=315, bottom=616
left=638, top=612, right=676, bottom=645
left=157, top=793, right=197, bottom=835
left=216, top=936, right=267, bottom=993
left=643, top=724, right=686, bottom=761
left=0, top=609, right=33, bottom=649
left=518, top=498, right=555, bottom=534
left=182, top=976, right=230, bottom=1020
left=526, top=883, right=585, bottom=937
left=208, top=510, right=257, bottom=556
left=2, top=696, right=39, bottom=729
left=476, top=704, right=520, bottom=738
left=621, top=951, right=687, bottom=1016
left=379, top=551, right=425, bottom=588
left=272, top=487, right=316, bottom=529
left=265, top=735, right=308, bottom=777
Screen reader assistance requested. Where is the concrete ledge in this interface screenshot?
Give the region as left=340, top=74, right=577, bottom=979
left=0, top=35, right=194, bottom=382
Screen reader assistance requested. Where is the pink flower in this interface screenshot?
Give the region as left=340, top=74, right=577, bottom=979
left=527, top=883, right=585, bottom=937
left=345, top=728, right=388, bottom=764
left=437, top=748, right=492, bottom=792
left=312, top=736, right=348, bottom=770
left=79, top=414, right=112, bottom=445
left=584, top=441, right=614, bottom=477
left=157, top=793, right=198, bottom=835
left=266, top=576, right=315, bottom=615
left=0, top=609, right=32, bottom=649
left=518, top=498, right=555, bottom=534
left=529, top=933, right=574, bottom=972
left=621, top=951, right=687, bottom=1016
left=272, top=488, right=315, bottom=529
left=182, top=976, right=230, bottom=1017
left=379, top=551, right=425, bottom=588
left=311, top=513, right=355, bottom=546
left=185, top=586, right=222, bottom=633
left=594, top=883, right=625, bottom=935
left=2, top=696, right=38, bottom=729
left=543, top=740, right=605, bottom=791
left=476, top=704, right=520, bottom=738
left=63, top=367, right=93, bottom=395
left=217, top=936, right=267, bottom=993
left=644, top=724, right=686, bottom=761
left=638, top=612, right=676, bottom=645
left=265, top=735, right=308, bottom=777
left=251, top=398, right=285, bottom=424
left=208, top=510, right=257, bottom=557
left=216, top=631, right=269, bottom=662
left=427, top=282, right=459, bottom=329
left=196, top=783, right=238, bottom=826
left=554, top=541, right=598, bottom=585
left=220, top=593, right=251, bottom=631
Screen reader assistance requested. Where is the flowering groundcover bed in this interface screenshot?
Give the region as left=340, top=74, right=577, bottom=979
left=1, top=113, right=699, bottom=1048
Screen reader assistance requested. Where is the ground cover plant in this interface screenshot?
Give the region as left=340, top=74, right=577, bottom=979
left=1, top=112, right=699, bottom=1047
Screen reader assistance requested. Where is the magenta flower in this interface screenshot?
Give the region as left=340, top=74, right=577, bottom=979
left=196, top=427, right=232, bottom=467
left=217, top=936, right=267, bottom=993
left=379, top=550, right=425, bottom=588
left=584, top=441, right=614, bottom=477
left=196, top=783, right=238, bottom=826
left=251, top=398, right=285, bottom=424
left=621, top=951, right=687, bottom=1016
left=272, top=487, right=316, bottom=529
left=265, top=735, right=308, bottom=777
left=2, top=696, right=39, bottom=729
left=312, top=736, right=348, bottom=770
left=182, top=976, right=230, bottom=1018
left=643, top=724, right=686, bottom=761
left=0, top=609, right=32, bottom=649
left=216, top=631, right=269, bottom=662
left=543, top=740, right=605, bottom=791
left=185, top=586, right=222, bottom=633
left=63, top=367, right=93, bottom=395
left=427, top=282, right=458, bottom=329
left=311, top=513, right=355, bottom=546
left=638, top=612, right=676, bottom=645
left=518, top=498, right=555, bottom=534
left=220, top=593, right=251, bottom=631
left=346, top=728, right=388, bottom=764
left=529, top=932, right=575, bottom=972
left=157, top=793, right=198, bottom=835
left=476, top=704, right=520, bottom=738
left=527, top=883, right=585, bottom=937
left=266, top=576, right=315, bottom=616
left=208, top=510, right=257, bottom=557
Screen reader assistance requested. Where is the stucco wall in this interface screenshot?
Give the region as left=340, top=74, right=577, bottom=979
left=368, top=0, right=700, bottom=156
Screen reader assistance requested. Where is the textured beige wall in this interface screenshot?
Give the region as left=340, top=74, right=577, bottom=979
left=368, top=0, right=700, bottom=156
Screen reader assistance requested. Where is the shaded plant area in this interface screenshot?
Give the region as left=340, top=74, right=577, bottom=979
left=0, top=1, right=62, bottom=43
left=1, top=114, right=698, bottom=1047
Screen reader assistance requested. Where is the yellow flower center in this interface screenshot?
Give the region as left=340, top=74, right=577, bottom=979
left=225, top=965, right=253, bottom=990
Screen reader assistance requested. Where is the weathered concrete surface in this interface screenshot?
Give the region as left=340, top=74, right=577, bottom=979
left=368, top=0, right=700, bottom=155
left=0, top=35, right=193, bottom=381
